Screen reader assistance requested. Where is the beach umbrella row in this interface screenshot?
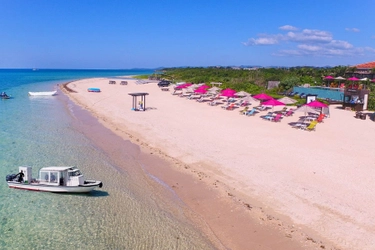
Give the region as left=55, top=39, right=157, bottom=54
left=175, top=83, right=193, bottom=90
left=323, top=76, right=375, bottom=82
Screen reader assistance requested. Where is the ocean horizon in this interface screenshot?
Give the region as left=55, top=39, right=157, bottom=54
left=0, top=69, right=215, bottom=249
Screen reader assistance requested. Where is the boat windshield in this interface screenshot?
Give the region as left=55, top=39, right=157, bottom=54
left=69, top=170, right=82, bottom=177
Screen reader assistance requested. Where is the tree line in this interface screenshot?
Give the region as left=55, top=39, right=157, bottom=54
left=149, top=66, right=375, bottom=110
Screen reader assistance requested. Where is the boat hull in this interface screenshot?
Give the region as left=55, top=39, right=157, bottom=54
left=28, top=91, right=57, bottom=96
left=7, top=180, right=102, bottom=193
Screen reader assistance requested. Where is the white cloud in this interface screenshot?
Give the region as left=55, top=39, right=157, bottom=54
left=328, top=40, right=353, bottom=49
left=243, top=25, right=375, bottom=58
left=279, top=25, right=298, bottom=31
left=286, top=29, right=332, bottom=43
left=345, top=28, right=360, bottom=32
left=364, top=47, right=375, bottom=53
left=297, top=44, right=322, bottom=52
left=242, top=34, right=280, bottom=46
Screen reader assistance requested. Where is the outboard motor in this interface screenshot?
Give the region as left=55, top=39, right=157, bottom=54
left=6, top=174, right=16, bottom=181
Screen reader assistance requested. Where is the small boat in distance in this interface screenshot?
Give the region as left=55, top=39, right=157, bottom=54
left=6, top=166, right=103, bottom=193
left=28, top=91, right=57, bottom=96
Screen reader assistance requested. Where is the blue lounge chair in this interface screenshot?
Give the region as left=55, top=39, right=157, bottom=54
left=245, top=108, right=256, bottom=116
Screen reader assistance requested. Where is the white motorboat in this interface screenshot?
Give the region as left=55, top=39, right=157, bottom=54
left=6, top=166, right=103, bottom=193
left=28, top=91, right=57, bottom=96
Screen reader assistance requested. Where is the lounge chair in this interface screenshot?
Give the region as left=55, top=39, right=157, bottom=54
left=292, top=119, right=307, bottom=129
left=245, top=108, right=256, bottom=116
left=226, top=103, right=236, bottom=110
left=316, top=113, right=325, bottom=123
left=239, top=106, right=249, bottom=115
left=256, top=105, right=268, bottom=111
left=208, top=100, right=222, bottom=106
left=221, top=103, right=230, bottom=109
left=261, top=112, right=274, bottom=120
left=270, top=113, right=282, bottom=122
left=284, top=109, right=294, bottom=117
left=277, top=107, right=288, bottom=114
left=304, top=120, right=318, bottom=131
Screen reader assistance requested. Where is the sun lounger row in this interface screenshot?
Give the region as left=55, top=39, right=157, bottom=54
left=292, top=113, right=325, bottom=131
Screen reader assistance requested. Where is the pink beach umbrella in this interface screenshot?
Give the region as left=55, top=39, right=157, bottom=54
left=175, top=83, right=193, bottom=90
left=194, top=88, right=207, bottom=94
left=262, top=99, right=285, bottom=111
left=324, top=76, right=334, bottom=87
left=253, top=93, right=273, bottom=101
left=306, top=100, right=328, bottom=115
left=347, top=77, right=360, bottom=89
left=198, top=84, right=210, bottom=89
left=221, top=88, right=237, bottom=98
left=347, top=77, right=359, bottom=81
left=306, top=100, right=328, bottom=108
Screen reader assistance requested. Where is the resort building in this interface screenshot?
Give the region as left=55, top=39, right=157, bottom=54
left=292, top=61, right=375, bottom=111
left=351, top=61, right=375, bottom=79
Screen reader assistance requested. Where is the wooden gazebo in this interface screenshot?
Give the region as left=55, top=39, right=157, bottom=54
left=128, top=92, right=149, bottom=111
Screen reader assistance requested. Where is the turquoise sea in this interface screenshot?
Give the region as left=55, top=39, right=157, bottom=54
left=0, top=69, right=215, bottom=249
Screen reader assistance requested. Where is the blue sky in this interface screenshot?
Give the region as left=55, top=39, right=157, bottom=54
left=1, top=0, right=374, bottom=69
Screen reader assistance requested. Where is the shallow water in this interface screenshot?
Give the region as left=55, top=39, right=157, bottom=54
left=0, top=70, right=215, bottom=249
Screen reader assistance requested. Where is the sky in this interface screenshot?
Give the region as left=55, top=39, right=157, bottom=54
left=0, top=0, right=374, bottom=69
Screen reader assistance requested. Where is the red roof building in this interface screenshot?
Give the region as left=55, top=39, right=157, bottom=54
left=349, top=61, right=375, bottom=78
left=355, top=61, right=375, bottom=69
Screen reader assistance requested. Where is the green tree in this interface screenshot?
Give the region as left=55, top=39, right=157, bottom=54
left=279, top=76, right=300, bottom=91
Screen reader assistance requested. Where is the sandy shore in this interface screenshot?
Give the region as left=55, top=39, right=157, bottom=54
left=62, top=78, right=375, bottom=250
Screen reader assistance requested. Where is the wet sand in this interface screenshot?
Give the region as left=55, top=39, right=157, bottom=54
left=61, top=78, right=375, bottom=250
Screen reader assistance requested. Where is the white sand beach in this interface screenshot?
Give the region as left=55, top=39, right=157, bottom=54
left=62, top=78, right=375, bottom=250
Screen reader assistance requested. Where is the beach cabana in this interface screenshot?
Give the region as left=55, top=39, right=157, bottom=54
left=128, top=92, right=149, bottom=111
